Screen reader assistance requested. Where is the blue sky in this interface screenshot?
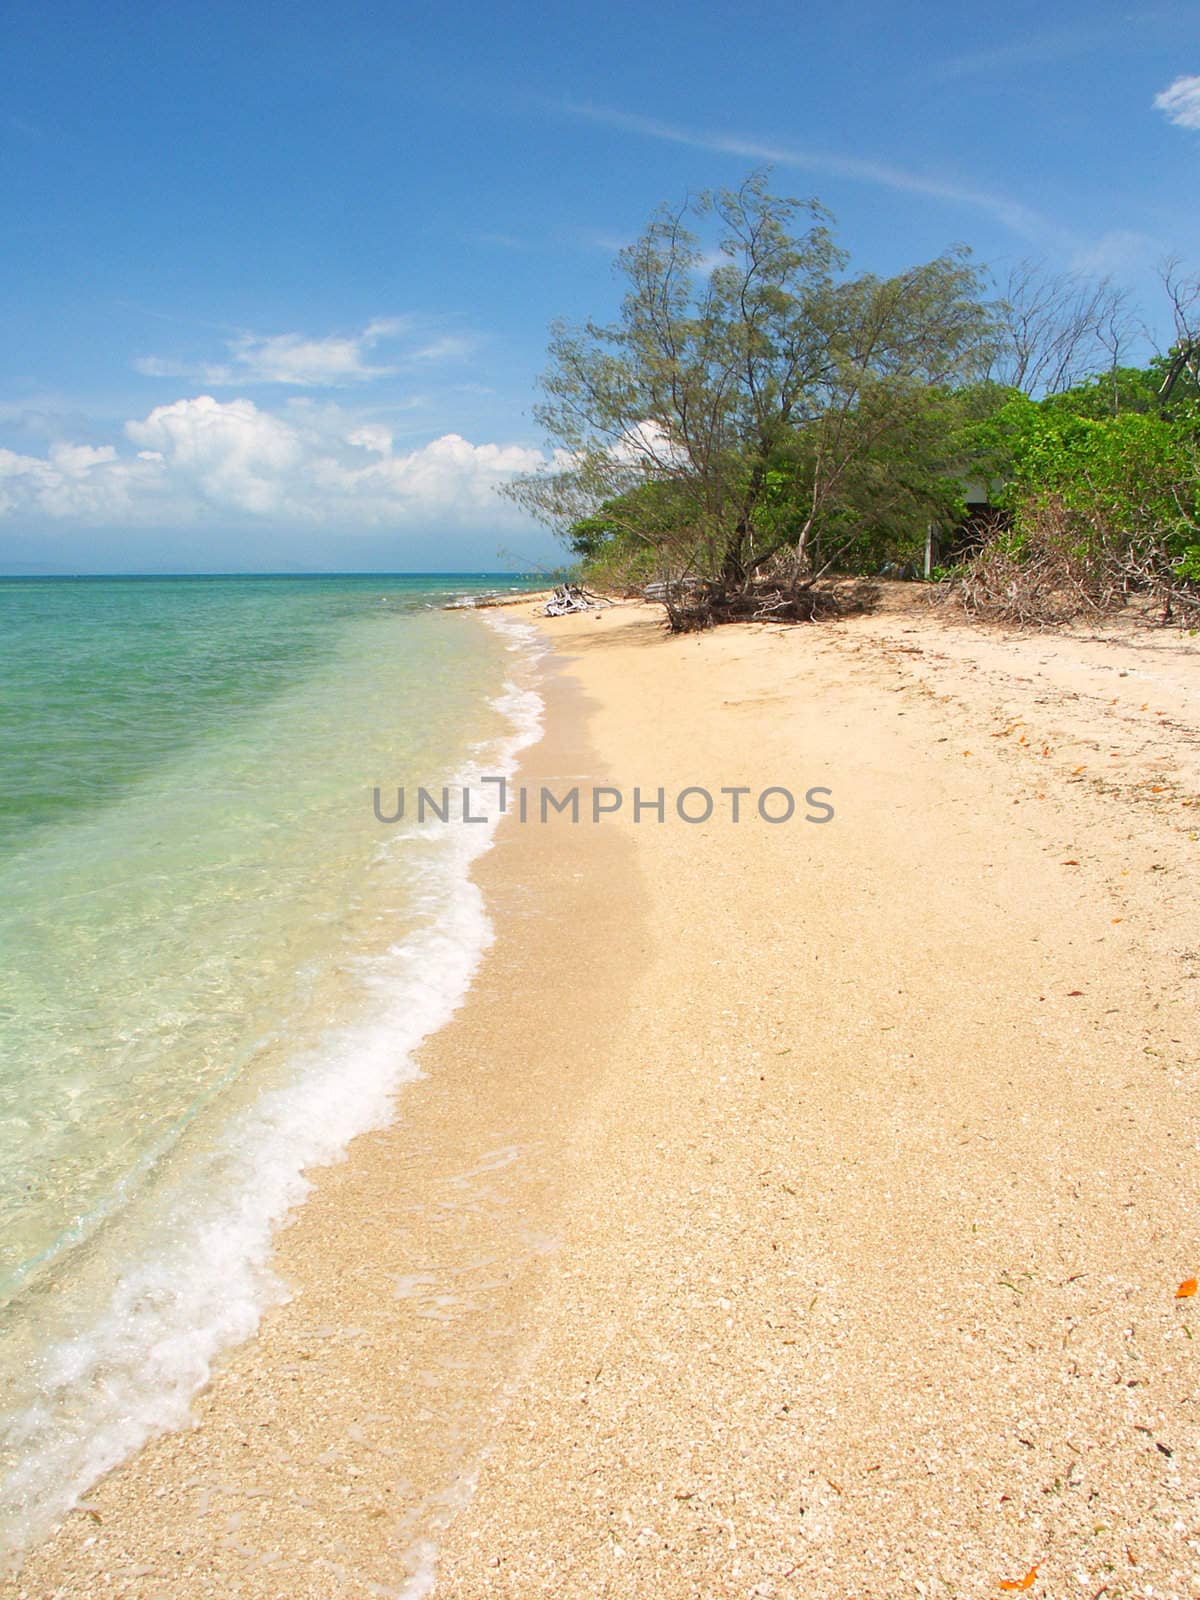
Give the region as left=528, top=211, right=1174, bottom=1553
left=2, top=0, right=1198, bottom=573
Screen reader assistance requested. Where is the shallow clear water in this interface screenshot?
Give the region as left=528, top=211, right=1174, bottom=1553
left=0, top=573, right=544, bottom=1566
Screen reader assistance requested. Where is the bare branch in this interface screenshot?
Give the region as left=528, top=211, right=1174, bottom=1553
left=991, top=260, right=1132, bottom=396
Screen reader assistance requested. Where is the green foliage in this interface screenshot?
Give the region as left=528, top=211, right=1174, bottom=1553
left=1150, top=346, right=1200, bottom=414
left=949, top=368, right=1200, bottom=619
left=566, top=480, right=692, bottom=586
left=510, top=171, right=997, bottom=600
left=519, top=169, right=1199, bottom=621
left=988, top=396, right=1199, bottom=556
left=1040, top=366, right=1162, bottom=419
left=804, top=382, right=982, bottom=571
left=1033, top=355, right=1198, bottom=421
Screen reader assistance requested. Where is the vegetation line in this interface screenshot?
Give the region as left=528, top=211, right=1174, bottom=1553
left=504, top=171, right=1200, bottom=631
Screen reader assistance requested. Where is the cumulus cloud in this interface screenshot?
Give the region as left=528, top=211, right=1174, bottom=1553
left=346, top=423, right=393, bottom=455
left=0, top=438, right=173, bottom=521
left=0, top=394, right=552, bottom=530
left=126, top=396, right=303, bottom=514
left=1154, top=75, right=1200, bottom=130
left=304, top=431, right=556, bottom=523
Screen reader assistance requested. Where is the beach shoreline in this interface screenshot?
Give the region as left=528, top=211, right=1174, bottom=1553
left=9, top=598, right=1200, bottom=1598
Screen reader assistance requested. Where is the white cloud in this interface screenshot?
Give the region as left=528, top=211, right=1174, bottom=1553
left=583, top=230, right=635, bottom=253
left=696, top=248, right=730, bottom=275
left=300, top=428, right=555, bottom=524
left=135, top=318, right=485, bottom=390
left=0, top=442, right=160, bottom=521
left=0, top=394, right=552, bottom=530
left=134, top=318, right=411, bottom=388
left=1154, top=74, right=1200, bottom=130
left=126, top=396, right=303, bottom=514
left=50, top=443, right=118, bottom=473
left=346, top=423, right=393, bottom=454
left=559, top=101, right=1058, bottom=243
left=410, top=335, right=477, bottom=363
left=1071, top=227, right=1160, bottom=277
left=611, top=418, right=684, bottom=470
left=930, top=23, right=1121, bottom=82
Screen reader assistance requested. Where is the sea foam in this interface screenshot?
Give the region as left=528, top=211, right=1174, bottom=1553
left=0, top=618, right=544, bottom=1573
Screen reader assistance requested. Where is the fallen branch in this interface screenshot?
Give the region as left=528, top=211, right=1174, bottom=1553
left=544, top=583, right=613, bottom=616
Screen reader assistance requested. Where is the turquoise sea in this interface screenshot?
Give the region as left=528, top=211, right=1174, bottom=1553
left=0, top=573, right=544, bottom=1569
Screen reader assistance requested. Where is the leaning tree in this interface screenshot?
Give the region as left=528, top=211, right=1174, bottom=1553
left=504, top=171, right=997, bottom=625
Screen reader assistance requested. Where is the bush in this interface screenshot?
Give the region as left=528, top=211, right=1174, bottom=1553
left=945, top=394, right=1200, bottom=623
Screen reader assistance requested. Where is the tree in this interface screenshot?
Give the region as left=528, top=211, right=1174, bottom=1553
left=504, top=172, right=996, bottom=623
left=1157, top=260, right=1200, bottom=413
left=990, top=259, right=1136, bottom=398
left=563, top=481, right=679, bottom=588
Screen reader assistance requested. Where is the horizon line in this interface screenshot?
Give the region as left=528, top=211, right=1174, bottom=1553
left=0, top=568, right=551, bottom=581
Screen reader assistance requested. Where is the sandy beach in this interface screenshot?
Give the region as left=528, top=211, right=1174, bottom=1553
left=9, top=595, right=1200, bottom=1599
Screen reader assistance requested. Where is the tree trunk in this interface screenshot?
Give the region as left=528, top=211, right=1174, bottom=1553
left=720, top=526, right=749, bottom=593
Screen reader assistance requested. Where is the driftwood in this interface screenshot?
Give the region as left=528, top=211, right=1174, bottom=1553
left=544, top=583, right=612, bottom=616
left=653, top=580, right=843, bottom=632
left=939, top=499, right=1200, bottom=628
left=639, top=574, right=882, bottom=632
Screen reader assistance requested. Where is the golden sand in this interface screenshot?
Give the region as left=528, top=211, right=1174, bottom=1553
left=9, top=598, right=1200, bottom=1598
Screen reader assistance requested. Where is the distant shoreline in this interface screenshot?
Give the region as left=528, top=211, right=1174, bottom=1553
left=0, top=569, right=551, bottom=582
